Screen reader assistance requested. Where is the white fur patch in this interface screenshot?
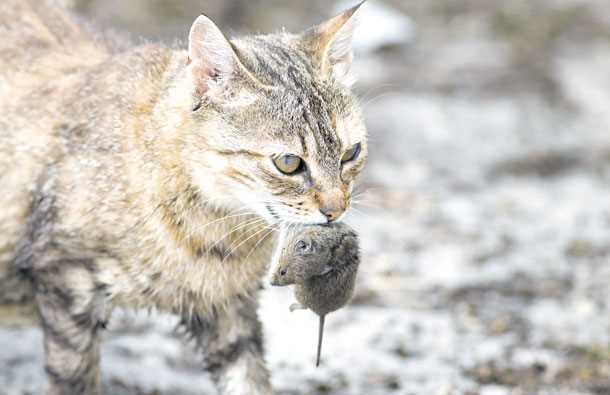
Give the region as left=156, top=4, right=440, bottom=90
left=224, top=358, right=250, bottom=394
left=265, top=225, right=286, bottom=286
left=222, top=356, right=272, bottom=395
left=188, top=15, right=234, bottom=78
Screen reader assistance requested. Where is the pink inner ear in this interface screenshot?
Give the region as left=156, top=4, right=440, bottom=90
left=187, top=15, right=235, bottom=97
left=190, top=63, right=210, bottom=96
left=190, top=63, right=222, bottom=96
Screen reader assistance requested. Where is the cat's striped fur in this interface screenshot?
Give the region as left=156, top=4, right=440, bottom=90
left=0, top=0, right=367, bottom=394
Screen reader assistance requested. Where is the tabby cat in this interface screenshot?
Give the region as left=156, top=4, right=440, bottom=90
left=0, top=0, right=368, bottom=393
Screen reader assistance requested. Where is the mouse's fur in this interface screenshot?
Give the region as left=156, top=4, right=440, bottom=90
left=270, top=222, right=359, bottom=366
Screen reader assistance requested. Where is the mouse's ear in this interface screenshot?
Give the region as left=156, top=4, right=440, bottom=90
left=295, top=239, right=310, bottom=253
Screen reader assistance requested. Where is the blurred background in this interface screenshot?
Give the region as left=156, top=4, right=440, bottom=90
left=2, top=0, right=610, bottom=394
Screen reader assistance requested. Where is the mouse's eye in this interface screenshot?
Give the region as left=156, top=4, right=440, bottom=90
left=295, top=240, right=309, bottom=252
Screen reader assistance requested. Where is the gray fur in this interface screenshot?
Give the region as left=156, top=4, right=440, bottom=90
left=180, top=294, right=270, bottom=394
left=270, top=222, right=360, bottom=366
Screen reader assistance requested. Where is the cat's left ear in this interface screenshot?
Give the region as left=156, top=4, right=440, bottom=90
left=301, top=1, right=364, bottom=86
left=187, top=14, right=237, bottom=98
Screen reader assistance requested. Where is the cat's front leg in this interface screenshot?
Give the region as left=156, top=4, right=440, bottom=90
left=183, top=293, right=272, bottom=395
left=33, top=262, right=107, bottom=395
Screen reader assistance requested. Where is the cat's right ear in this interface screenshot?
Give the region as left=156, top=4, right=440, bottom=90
left=300, top=2, right=364, bottom=86
left=187, top=15, right=236, bottom=100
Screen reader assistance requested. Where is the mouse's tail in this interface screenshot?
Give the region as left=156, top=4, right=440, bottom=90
left=316, top=315, right=325, bottom=367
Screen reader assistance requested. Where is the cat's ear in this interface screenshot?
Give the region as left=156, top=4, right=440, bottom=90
left=301, top=1, right=364, bottom=86
left=187, top=15, right=236, bottom=98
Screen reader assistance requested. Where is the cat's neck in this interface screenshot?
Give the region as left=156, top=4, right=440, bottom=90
left=130, top=48, right=273, bottom=261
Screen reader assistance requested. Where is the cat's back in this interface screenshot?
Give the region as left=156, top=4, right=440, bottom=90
left=0, top=0, right=108, bottom=95
left=0, top=0, right=114, bottom=324
left=0, top=0, right=173, bottom=201
left=0, top=0, right=112, bottom=184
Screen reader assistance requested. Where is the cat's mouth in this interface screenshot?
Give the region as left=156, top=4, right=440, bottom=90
left=265, top=204, right=280, bottom=221
left=263, top=200, right=335, bottom=225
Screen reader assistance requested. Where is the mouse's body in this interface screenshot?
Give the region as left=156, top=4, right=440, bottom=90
left=270, top=222, right=360, bottom=366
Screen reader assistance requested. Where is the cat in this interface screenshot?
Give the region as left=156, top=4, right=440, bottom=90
left=0, top=0, right=368, bottom=394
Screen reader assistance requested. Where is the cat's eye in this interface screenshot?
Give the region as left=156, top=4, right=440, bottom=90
left=273, top=154, right=303, bottom=175
left=341, top=143, right=361, bottom=163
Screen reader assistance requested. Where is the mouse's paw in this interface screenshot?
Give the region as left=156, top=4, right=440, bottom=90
left=289, top=303, right=305, bottom=312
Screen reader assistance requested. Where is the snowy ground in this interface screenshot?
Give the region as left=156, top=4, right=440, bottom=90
left=2, top=1, right=610, bottom=394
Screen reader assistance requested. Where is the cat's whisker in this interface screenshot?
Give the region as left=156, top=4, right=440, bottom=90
left=222, top=223, right=277, bottom=263
left=278, top=211, right=310, bottom=226
left=351, top=199, right=380, bottom=209
left=261, top=201, right=305, bottom=222
left=243, top=225, right=278, bottom=263
left=265, top=200, right=325, bottom=225
left=206, top=217, right=267, bottom=255
left=351, top=197, right=382, bottom=205
left=351, top=199, right=375, bottom=208
left=221, top=215, right=269, bottom=260
left=352, top=185, right=385, bottom=195
left=340, top=211, right=361, bottom=228
left=125, top=195, right=231, bottom=241
left=186, top=197, right=277, bottom=234
left=357, top=83, right=405, bottom=101
left=188, top=210, right=256, bottom=234
left=358, top=90, right=402, bottom=110
left=351, top=192, right=384, bottom=205
left=351, top=192, right=383, bottom=201
left=347, top=206, right=374, bottom=221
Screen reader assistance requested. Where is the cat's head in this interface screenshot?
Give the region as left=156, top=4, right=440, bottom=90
left=179, top=3, right=367, bottom=225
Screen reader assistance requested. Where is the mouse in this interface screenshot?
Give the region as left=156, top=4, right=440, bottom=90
left=270, top=222, right=360, bottom=367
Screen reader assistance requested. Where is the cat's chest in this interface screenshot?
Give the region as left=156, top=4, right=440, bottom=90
left=109, top=217, right=277, bottom=311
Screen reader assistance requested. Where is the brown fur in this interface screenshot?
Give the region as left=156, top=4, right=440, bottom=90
left=0, top=1, right=368, bottom=393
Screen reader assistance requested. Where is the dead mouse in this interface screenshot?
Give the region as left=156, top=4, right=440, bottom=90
left=270, top=222, right=360, bottom=367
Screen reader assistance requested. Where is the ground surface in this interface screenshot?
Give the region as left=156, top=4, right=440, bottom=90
left=2, top=0, right=610, bottom=394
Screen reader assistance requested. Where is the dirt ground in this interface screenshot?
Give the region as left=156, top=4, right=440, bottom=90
left=2, top=1, right=610, bottom=394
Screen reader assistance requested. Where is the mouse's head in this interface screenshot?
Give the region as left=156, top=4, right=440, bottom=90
left=270, top=230, right=329, bottom=286
left=270, top=223, right=355, bottom=286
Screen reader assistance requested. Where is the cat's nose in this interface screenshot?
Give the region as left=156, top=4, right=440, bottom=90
left=320, top=207, right=341, bottom=222
left=317, top=189, right=346, bottom=222
left=319, top=199, right=346, bottom=222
